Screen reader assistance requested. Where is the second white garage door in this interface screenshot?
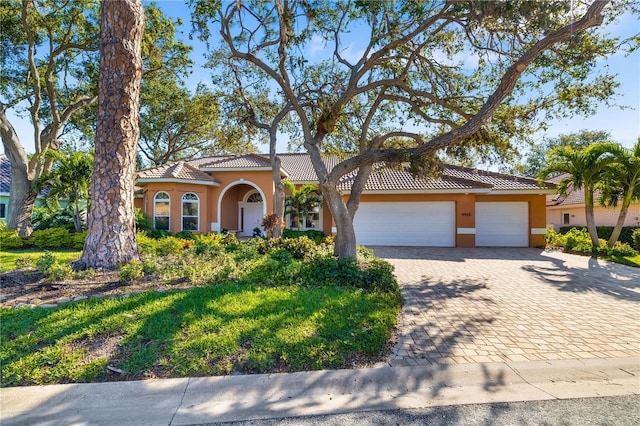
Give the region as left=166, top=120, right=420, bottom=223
left=476, top=202, right=528, bottom=247
left=353, top=202, right=455, bottom=246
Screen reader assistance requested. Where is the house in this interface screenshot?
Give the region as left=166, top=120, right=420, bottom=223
left=0, top=155, right=10, bottom=221
left=136, top=153, right=555, bottom=247
left=546, top=173, right=640, bottom=230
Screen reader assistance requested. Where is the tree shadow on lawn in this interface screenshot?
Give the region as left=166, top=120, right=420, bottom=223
left=1, top=283, right=398, bottom=387
left=521, top=253, right=640, bottom=302
left=1, top=279, right=516, bottom=425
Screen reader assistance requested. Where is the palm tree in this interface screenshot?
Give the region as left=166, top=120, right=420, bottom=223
left=283, top=180, right=321, bottom=229
left=34, top=149, right=93, bottom=233
left=538, top=142, right=621, bottom=247
left=598, top=139, right=640, bottom=247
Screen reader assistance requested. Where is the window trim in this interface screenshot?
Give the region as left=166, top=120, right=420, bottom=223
left=181, top=192, right=200, bottom=232
left=153, top=191, right=170, bottom=231
left=286, top=197, right=323, bottom=231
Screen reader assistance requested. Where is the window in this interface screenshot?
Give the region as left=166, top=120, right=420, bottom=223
left=182, top=193, right=199, bottom=231
left=246, top=192, right=263, bottom=203
left=562, top=213, right=570, bottom=225
left=154, top=192, right=170, bottom=231
left=0, top=203, right=6, bottom=219
left=288, top=198, right=322, bottom=230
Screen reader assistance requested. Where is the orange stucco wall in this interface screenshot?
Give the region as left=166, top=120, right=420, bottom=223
left=139, top=171, right=547, bottom=246
left=140, top=171, right=275, bottom=234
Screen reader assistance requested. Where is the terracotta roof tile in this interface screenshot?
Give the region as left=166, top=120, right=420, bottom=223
left=139, top=153, right=554, bottom=193
left=138, top=161, right=218, bottom=183
left=196, top=154, right=272, bottom=169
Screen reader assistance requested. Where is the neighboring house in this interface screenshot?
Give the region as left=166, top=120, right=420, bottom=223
left=0, top=155, right=10, bottom=221
left=136, top=153, right=555, bottom=247
left=546, top=173, right=640, bottom=230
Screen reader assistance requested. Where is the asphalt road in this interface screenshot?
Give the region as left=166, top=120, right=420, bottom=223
left=204, top=395, right=640, bottom=426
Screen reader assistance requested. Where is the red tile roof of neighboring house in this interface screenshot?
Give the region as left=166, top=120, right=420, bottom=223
left=137, top=161, right=219, bottom=184
left=546, top=173, right=601, bottom=206
left=138, top=153, right=556, bottom=193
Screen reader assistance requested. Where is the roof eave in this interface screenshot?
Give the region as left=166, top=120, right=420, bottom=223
left=342, top=188, right=494, bottom=195
left=137, top=178, right=220, bottom=187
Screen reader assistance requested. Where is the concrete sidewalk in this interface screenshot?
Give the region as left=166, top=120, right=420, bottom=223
left=1, top=357, right=638, bottom=425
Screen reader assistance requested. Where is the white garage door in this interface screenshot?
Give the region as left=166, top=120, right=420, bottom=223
left=476, top=202, right=528, bottom=247
left=353, top=202, right=455, bottom=246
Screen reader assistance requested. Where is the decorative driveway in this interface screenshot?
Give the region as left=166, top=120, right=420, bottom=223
left=374, top=247, right=640, bottom=366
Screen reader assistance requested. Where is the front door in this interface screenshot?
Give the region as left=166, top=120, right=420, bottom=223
left=240, top=203, right=263, bottom=236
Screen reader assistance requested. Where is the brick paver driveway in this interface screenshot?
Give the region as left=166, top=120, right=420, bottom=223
left=374, top=247, right=640, bottom=366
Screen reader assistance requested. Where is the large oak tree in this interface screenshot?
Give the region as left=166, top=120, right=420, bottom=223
left=194, top=0, right=636, bottom=258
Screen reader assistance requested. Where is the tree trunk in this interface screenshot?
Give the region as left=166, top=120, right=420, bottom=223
left=73, top=203, right=83, bottom=233
left=607, top=191, right=633, bottom=247
left=1, top=109, right=36, bottom=237
left=8, top=172, right=37, bottom=237
left=76, top=0, right=143, bottom=270
left=584, top=188, right=600, bottom=247
left=323, top=183, right=357, bottom=259
left=270, top=131, right=284, bottom=238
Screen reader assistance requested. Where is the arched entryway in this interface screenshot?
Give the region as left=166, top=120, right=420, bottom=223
left=217, top=181, right=267, bottom=236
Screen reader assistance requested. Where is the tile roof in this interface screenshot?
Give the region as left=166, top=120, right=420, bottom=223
left=546, top=174, right=602, bottom=206
left=138, top=153, right=555, bottom=193
left=0, top=155, right=10, bottom=194
left=443, top=165, right=554, bottom=191
left=137, top=161, right=219, bottom=184
left=337, top=166, right=491, bottom=192
left=194, top=154, right=272, bottom=169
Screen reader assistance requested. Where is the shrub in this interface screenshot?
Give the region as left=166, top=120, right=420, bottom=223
left=71, top=231, right=86, bottom=250
left=30, top=227, right=72, bottom=248
left=545, top=228, right=565, bottom=248
left=559, top=226, right=640, bottom=246
left=36, top=251, right=57, bottom=273
left=47, top=263, right=74, bottom=281
left=175, top=230, right=195, bottom=240
left=14, top=256, right=33, bottom=269
left=119, top=261, right=145, bottom=283
left=562, top=228, right=593, bottom=253
left=32, top=207, right=76, bottom=231
left=193, top=233, right=224, bottom=255
left=156, top=237, right=184, bottom=256
left=632, top=229, right=640, bottom=251
left=0, top=223, right=24, bottom=249
left=282, top=229, right=325, bottom=243
left=137, top=232, right=159, bottom=256
left=361, top=257, right=398, bottom=294
left=596, top=242, right=638, bottom=257
left=256, top=237, right=317, bottom=259
left=135, top=208, right=154, bottom=233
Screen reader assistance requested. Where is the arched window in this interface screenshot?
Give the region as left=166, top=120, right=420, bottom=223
left=154, top=192, right=170, bottom=231
left=245, top=192, right=263, bottom=203
left=182, top=193, right=199, bottom=231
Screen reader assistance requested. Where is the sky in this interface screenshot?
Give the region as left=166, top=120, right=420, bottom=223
left=3, top=1, right=639, bottom=159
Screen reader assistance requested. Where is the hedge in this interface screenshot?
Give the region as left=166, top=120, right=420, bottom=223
left=559, top=226, right=640, bottom=246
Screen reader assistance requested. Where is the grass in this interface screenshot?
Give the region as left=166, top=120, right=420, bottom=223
left=604, top=254, right=640, bottom=268
left=0, top=285, right=400, bottom=386
left=0, top=248, right=82, bottom=272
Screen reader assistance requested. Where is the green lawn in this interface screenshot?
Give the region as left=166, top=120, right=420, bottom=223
left=0, top=248, right=82, bottom=272
left=0, top=284, right=400, bottom=386
left=605, top=254, right=640, bottom=268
